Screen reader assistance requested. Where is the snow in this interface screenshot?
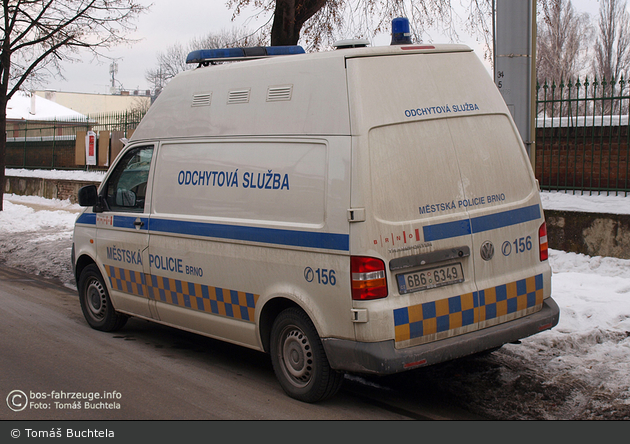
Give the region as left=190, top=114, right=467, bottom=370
left=1, top=170, right=629, bottom=419
left=7, top=167, right=106, bottom=182
left=541, top=190, right=630, bottom=215
left=537, top=115, right=630, bottom=128
left=6, top=91, right=86, bottom=121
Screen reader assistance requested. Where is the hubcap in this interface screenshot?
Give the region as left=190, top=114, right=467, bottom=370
left=280, top=326, right=313, bottom=387
left=86, top=278, right=107, bottom=320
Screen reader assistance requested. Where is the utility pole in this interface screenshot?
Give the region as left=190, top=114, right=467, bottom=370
left=493, top=0, right=537, bottom=167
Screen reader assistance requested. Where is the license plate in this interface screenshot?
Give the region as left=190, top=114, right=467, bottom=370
left=397, top=263, right=464, bottom=294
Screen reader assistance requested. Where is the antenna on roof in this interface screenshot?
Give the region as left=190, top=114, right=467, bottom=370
left=109, top=60, right=118, bottom=94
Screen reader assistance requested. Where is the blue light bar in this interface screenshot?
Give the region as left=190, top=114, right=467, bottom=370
left=186, top=46, right=305, bottom=64
left=265, top=46, right=305, bottom=56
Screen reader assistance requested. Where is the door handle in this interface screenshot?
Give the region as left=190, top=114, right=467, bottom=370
left=134, top=218, right=145, bottom=228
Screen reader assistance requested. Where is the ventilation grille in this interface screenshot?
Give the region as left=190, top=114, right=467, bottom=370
left=267, top=85, right=293, bottom=102
left=191, top=92, right=212, bottom=107
left=228, top=89, right=251, bottom=104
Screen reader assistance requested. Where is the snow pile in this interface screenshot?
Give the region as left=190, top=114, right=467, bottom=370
left=6, top=91, right=86, bottom=121
left=506, top=249, right=630, bottom=418
left=7, top=168, right=105, bottom=183
left=0, top=195, right=81, bottom=285
left=541, top=190, right=630, bottom=215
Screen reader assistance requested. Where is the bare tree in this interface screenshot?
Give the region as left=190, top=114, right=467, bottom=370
left=536, top=0, right=592, bottom=84
left=146, top=28, right=267, bottom=97
left=0, top=0, right=148, bottom=211
left=145, top=43, right=189, bottom=97
left=593, top=0, right=630, bottom=82
left=129, top=96, right=151, bottom=115
left=227, top=0, right=494, bottom=52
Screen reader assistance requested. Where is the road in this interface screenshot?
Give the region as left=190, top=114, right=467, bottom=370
left=0, top=265, right=483, bottom=421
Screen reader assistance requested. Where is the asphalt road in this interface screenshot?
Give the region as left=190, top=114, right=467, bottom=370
left=0, top=265, right=485, bottom=421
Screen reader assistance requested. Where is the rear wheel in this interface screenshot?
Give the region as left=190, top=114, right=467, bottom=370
left=78, top=264, right=128, bottom=331
left=270, top=307, right=343, bottom=403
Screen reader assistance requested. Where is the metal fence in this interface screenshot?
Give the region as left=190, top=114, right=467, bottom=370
left=6, top=110, right=146, bottom=170
left=536, top=77, right=630, bottom=196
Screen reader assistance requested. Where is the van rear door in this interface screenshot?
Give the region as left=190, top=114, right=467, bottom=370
left=346, top=48, right=550, bottom=348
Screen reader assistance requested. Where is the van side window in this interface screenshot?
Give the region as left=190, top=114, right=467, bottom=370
left=104, top=146, right=154, bottom=213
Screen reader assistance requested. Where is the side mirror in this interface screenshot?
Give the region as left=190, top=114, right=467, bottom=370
left=78, top=185, right=98, bottom=207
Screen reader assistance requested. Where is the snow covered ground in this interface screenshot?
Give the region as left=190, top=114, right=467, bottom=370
left=7, top=167, right=106, bottom=182
left=1, top=170, right=629, bottom=419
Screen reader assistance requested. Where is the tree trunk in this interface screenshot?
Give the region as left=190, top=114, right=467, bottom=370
left=271, top=0, right=328, bottom=46
left=271, top=0, right=301, bottom=46
left=0, top=42, right=10, bottom=212
left=0, top=95, right=6, bottom=212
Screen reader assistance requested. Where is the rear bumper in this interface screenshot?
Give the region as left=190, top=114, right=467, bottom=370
left=322, top=297, right=560, bottom=375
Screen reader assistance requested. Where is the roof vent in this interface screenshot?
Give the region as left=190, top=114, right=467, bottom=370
left=192, top=92, right=212, bottom=107
left=267, top=85, right=293, bottom=102
left=333, top=39, right=370, bottom=49
left=228, top=89, right=250, bottom=104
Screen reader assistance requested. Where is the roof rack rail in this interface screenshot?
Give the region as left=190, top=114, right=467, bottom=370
left=186, top=46, right=305, bottom=66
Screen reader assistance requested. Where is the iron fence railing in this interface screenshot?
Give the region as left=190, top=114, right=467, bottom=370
left=6, top=110, right=146, bottom=170
left=536, top=77, right=630, bottom=196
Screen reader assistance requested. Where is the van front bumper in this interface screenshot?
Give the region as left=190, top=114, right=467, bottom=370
left=322, top=297, right=560, bottom=375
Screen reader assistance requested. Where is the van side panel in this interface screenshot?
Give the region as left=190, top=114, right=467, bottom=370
left=147, top=137, right=354, bottom=348
left=153, top=140, right=328, bottom=226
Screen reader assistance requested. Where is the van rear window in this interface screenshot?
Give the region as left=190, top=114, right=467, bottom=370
left=368, top=115, right=533, bottom=223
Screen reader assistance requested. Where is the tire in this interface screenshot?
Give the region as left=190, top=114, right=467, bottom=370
left=78, top=264, right=128, bottom=332
left=270, top=307, right=343, bottom=403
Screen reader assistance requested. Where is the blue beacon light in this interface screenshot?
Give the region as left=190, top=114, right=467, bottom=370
left=391, top=17, right=413, bottom=45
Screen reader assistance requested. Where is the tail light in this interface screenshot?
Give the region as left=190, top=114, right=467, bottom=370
left=539, top=222, right=549, bottom=261
left=351, top=256, right=388, bottom=300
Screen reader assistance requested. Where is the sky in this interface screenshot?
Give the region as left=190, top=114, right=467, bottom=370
left=35, top=0, right=603, bottom=95
left=2, top=169, right=630, bottom=418
left=38, top=0, right=256, bottom=94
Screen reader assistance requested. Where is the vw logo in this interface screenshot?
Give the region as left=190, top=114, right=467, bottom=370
left=480, top=241, right=495, bottom=261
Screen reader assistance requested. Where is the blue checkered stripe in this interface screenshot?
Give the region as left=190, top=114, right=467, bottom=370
left=105, top=265, right=259, bottom=322
left=394, top=274, right=544, bottom=343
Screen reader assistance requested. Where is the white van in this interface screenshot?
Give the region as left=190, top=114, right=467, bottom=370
left=72, top=34, right=559, bottom=402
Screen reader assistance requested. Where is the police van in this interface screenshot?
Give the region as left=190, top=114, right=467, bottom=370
left=72, top=21, right=559, bottom=402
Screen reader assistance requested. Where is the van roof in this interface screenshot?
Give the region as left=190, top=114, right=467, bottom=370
left=184, top=43, right=473, bottom=66
left=130, top=43, right=474, bottom=142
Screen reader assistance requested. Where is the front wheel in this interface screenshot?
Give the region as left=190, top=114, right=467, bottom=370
left=270, top=308, right=343, bottom=402
left=78, top=264, right=128, bottom=332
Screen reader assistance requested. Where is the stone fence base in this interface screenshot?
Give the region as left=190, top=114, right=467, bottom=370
left=545, top=210, right=630, bottom=260
left=4, top=176, right=100, bottom=204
